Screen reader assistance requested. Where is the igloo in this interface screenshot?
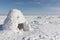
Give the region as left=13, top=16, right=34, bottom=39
left=3, top=9, right=32, bottom=31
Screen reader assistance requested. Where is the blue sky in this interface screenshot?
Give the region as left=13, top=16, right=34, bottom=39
left=0, top=0, right=60, bottom=15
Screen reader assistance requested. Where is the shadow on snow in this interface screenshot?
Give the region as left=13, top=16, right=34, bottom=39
left=0, top=24, right=3, bottom=30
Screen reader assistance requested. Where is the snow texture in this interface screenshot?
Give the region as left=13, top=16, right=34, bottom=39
left=0, top=15, right=60, bottom=40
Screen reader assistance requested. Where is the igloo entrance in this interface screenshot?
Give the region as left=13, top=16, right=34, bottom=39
left=18, top=23, right=24, bottom=30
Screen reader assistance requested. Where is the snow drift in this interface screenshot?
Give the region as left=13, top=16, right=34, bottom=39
left=3, top=9, right=32, bottom=31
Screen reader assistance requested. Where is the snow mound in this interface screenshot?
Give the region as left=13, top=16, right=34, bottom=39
left=3, top=9, right=32, bottom=31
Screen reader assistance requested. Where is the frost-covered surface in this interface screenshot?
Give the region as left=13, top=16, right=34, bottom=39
left=0, top=15, right=60, bottom=40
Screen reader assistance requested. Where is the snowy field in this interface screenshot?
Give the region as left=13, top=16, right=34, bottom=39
left=0, top=15, right=60, bottom=40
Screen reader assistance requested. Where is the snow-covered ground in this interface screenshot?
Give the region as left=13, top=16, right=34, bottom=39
left=0, top=15, right=60, bottom=40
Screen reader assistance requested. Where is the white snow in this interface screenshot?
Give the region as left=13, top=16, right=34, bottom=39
left=0, top=15, right=60, bottom=40
left=0, top=14, right=60, bottom=40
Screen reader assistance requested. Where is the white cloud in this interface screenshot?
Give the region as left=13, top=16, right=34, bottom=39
left=15, top=1, right=40, bottom=5
left=28, top=0, right=40, bottom=5
left=32, top=0, right=40, bottom=1
left=48, top=7, right=60, bottom=11
left=15, top=2, right=24, bottom=5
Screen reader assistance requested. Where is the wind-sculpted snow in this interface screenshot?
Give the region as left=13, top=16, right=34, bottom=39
left=0, top=15, right=60, bottom=40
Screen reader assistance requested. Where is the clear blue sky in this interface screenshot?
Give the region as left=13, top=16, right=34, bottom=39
left=0, top=0, right=60, bottom=15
